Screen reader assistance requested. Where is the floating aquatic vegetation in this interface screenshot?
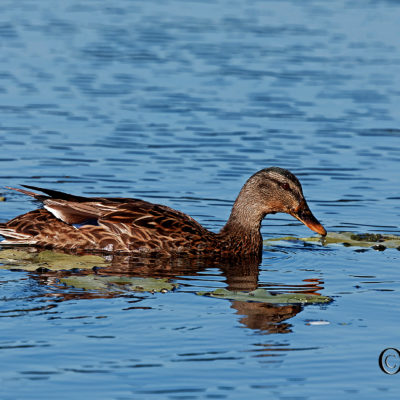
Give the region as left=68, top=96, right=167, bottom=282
left=265, top=231, right=400, bottom=250
left=0, top=248, right=178, bottom=293
left=0, top=248, right=109, bottom=271
left=59, top=275, right=178, bottom=293
left=197, top=288, right=332, bottom=304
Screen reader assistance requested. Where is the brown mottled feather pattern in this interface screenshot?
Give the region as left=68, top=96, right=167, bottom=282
left=0, top=168, right=326, bottom=256
left=0, top=198, right=221, bottom=255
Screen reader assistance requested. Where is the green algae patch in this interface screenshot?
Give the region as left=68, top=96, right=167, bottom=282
left=0, top=249, right=109, bottom=271
left=264, top=231, right=400, bottom=249
left=59, top=275, right=178, bottom=293
left=197, top=288, right=332, bottom=304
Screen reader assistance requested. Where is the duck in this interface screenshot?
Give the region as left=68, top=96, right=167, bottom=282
left=0, top=167, right=326, bottom=257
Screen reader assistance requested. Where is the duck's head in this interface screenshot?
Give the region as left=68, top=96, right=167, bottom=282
left=242, top=167, right=326, bottom=236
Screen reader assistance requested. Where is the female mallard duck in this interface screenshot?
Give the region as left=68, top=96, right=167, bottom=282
left=0, top=167, right=326, bottom=257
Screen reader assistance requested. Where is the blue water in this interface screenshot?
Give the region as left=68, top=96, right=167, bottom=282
left=1, top=0, right=400, bottom=398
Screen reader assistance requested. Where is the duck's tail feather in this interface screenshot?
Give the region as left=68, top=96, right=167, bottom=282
left=0, top=223, right=36, bottom=244
left=6, top=185, right=88, bottom=202
left=5, top=186, right=46, bottom=201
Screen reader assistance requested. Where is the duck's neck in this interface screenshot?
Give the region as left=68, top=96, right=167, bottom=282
left=218, top=188, right=266, bottom=255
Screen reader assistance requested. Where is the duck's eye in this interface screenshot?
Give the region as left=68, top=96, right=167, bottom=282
left=280, top=183, right=290, bottom=190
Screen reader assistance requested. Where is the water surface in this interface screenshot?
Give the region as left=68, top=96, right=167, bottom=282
left=1, top=0, right=400, bottom=399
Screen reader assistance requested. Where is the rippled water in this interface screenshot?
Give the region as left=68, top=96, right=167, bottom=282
left=1, top=0, right=400, bottom=399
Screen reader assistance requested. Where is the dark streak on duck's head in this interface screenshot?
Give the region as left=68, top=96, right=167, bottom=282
left=242, top=167, right=327, bottom=236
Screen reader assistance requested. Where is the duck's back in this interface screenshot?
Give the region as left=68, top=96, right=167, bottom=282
left=0, top=191, right=217, bottom=254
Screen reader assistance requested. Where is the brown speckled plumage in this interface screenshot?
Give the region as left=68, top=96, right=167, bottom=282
left=0, top=167, right=326, bottom=256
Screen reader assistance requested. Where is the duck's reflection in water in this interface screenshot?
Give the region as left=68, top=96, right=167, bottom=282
left=28, top=250, right=324, bottom=334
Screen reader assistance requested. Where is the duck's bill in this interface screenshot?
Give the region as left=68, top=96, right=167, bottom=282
left=291, top=203, right=327, bottom=236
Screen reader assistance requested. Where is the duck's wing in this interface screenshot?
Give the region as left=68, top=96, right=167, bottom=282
left=6, top=185, right=135, bottom=225
left=42, top=198, right=118, bottom=224
left=99, top=202, right=207, bottom=236
left=6, top=186, right=211, bottom=243
left=94, top=202, right=213, bottom=252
